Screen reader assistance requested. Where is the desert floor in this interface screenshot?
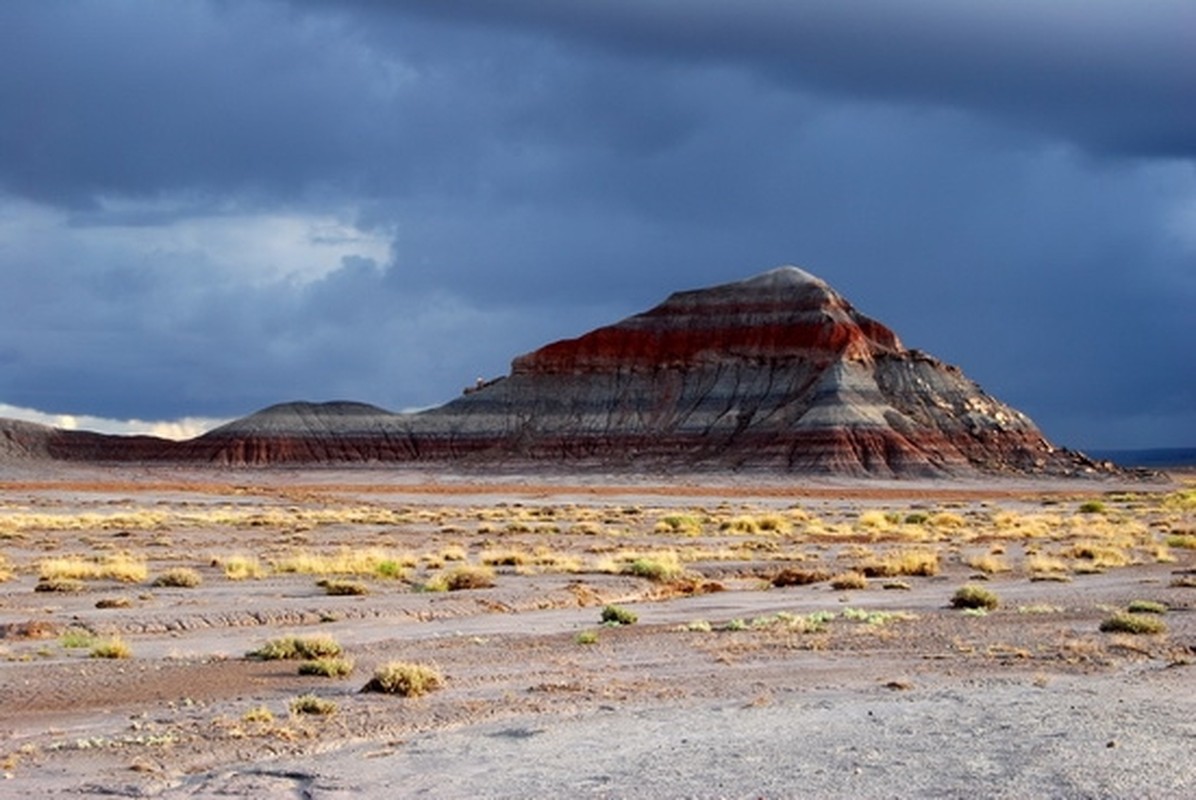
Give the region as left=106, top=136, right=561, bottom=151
left=0, top=466, right=1193, bottom=798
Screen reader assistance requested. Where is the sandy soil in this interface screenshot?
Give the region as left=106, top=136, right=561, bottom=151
left=0, top=466, right=1192, bottom=798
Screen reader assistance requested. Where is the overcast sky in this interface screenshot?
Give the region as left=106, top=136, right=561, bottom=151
left=1, top=1, right=1193, bottom=449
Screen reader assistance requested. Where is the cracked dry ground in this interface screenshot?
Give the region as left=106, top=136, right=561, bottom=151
left=0, top=471, right=1193, bottom=797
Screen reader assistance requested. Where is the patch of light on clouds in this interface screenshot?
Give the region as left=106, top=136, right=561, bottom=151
left=0, top=195, right=393, bottom=287
left=0, top=403, right=226, bottom=441
left=76, top=205, right=394, bottom=285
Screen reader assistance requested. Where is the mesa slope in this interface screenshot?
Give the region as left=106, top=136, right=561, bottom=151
left=2, top=267, right=1125, bottom=478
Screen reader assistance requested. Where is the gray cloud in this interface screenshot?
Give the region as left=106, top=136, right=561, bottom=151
left=0, top=0, right=1192, bottom=451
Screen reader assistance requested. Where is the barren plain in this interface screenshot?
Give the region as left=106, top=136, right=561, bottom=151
left=1, top=466, right=1193, bottom=798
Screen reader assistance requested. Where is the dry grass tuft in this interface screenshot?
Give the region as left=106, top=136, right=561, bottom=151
left=290, top=694, right=337, bottom=715
left=861, top=550, right=939, bottom=578
left=771, top=568, right=831, bottom=587
left=1099, top=613, right=1166, bottom=635
left=298, top=656, right=355, bottom=677
left=362, top=661, right=444, bottom=697
left=38, top=553, right=147, bottom=583
left=152, top=567, right=202, bottom=588
left=250, top=635, right=343, bottom=661
left=951, top=584, right=1000, bottom=610
left=90, top=636, right=132, bottom=659
left=424, top=564, right=496, bottom=591
left=219, top=554, right=267, bottom=580
left=830, top=571, right=869, bottom=591
left=964, top=554, right=1011, bottom=574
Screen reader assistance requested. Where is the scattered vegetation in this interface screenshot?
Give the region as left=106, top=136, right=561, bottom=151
left=90, top=637, right=132, bottom=659
left=951, top=585, right=1000, bottom=611
left=771, top=568, right=830, bottom=587
left=600, top=604, right=638, bottom=626
left=362, top=661, right=444, bottom=696
left=318, top=579, right=369, bottom=596
left=1099, top=613, right=1166, bottom=635
left=152, top=567, right=202, bottom=588
left=1078, top=500, right=1107, bottom=514
left=861, top=550, right=939, bottom=577
left=830, top=571, right=868, bottom=591
left=1125, top=600, right=1167, bottom=615
left=220, top=554, right=267, bottom=580
left=298, top=656, right=355, bottom=677
left=60, top=628, right=97, bottom=649
left=38, top=553, right=148, bottom=583
left=289, top=694, right=337, bottom=716
left=35, top=578, right=85, bottom=593
left=575, top=630, right=599, bottom=645
left=424, top=564, right=495, bottom=592
left=249, top=635, right=343, bottom=661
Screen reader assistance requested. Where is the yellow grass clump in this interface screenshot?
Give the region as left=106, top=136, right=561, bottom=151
left=271, top=548, right=413, bottom=578
left=220, top=554, right=268, bottom=580
left=861, top=549, right=939, bottom=578
left=38, top=553, right=148, bottom=583
left=965, top=553, right=1011, bottom=574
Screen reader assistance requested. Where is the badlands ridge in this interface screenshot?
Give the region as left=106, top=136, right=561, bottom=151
left=1, top=267, right=1125, bottom=478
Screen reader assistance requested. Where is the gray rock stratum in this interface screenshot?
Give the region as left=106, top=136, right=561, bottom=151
left=0, top=267, right=1128, bottom=477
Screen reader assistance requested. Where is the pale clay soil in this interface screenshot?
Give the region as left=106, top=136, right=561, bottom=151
left=0, top=465, right=1192, bottom=798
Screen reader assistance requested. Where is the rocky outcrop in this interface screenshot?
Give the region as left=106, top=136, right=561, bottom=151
left=177, top=266, right=1120, bottom=478
left=0, top=266, right=1130, bottom=478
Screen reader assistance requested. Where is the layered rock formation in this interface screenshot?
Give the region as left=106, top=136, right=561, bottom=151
left=174, top=266, right=1116, bottom=478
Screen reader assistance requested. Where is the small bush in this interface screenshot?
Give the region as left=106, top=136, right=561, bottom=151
left=1099, top=613, right=1166, bottom=635
left=426, top=564, right=495, bottom=592
left=221, top=555, right=267, bottom=580
left=654, top=514, right=702, bottom=535
left=1078, top=500, right=1107, bottom=514
left=1126, top=600, right=1167, bottom=615
left=951, top=585, right=999, bottom=611
left=249, top=635, right=342, bottom=661
left=862, top=550, right=939, bottom=578
left=90, top=637, right=132, bottom=659
left=242, top=706, right=274, bottom=724
left=318, top=579, right=369, bottom=596
left=290, top=694, right=337, bottom=715
left=152, top=567, right=202, bottom=588
left=624, top=555, right=683, bottom=582
left=35, top=578, right=85, bottom=593
left=575, top=630, right=599, bottom=645
left=362, top=661, right=444, bottom=696
left=1164, top=534, right=1196, bottom=550
left=830, top=571, right=868, bottom=591
left=771, top=568, right=830, bottom=587
left=600, top=604, right=638, bottom=626
left=60, top=628, right=97, bottom=648
left=95, top=597, right=133, bottom=609
left=298, top=656, right=355, bottom=677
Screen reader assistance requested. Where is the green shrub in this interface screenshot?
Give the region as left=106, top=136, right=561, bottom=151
left=1078, top=500, right=1107, bottom=514
left=249, top=635, right=343, bottom=660
left=1126, top=600, right=1167, bottom=615
left=1099, top=613, right=1166, bottom=635
left=951, top=584, right=999, bottom=611
left=362, top=661, right=444, bottom=696
left=600, top=604, right=638, bottom=626
left=298, top=656, right=355, bottom=677
left=575, top=630, right=599, bottom=645
left=318, top=579, right=369, bottom=596
left=290, top=694, right=337, bottom=715
left=152, top=567, right=202, bottom=588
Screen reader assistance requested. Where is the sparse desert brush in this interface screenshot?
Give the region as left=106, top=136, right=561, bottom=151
left=830, top=571, right=868, bottom=591
left=1026, top=554, right=1070, bottom=576
left=771, top=568, right=831, bottom=587
left=654, top=514, right=703, bottom=535
left=290, top=694, right=337, bottom=715
left=60, top=628, right=97, bottom=648
left=38, top=553, right=147, bottom=583
left=1078, top=500, right=1108, bottom=514
left=965, top=554, right=1011, bottom=574
left=0, top=554, right=12, bottom=582
left=318, top=579, right=369, bottom=596
left=684, top=619, right=713, bottom=633
left=1061, top=542, right=1132, bottom=569
left=1164, top=533, right=1196, bottom=550
left=298, top=656, right=355, bottom=677
left=861, top=550, right=939, bottom=578
left=575, top=630, right=599, bottom=645
left=756, top=514, right=792, bottom=534
left=220, top=554, right=267, bottom=580
left=567, top=521, right=605, bottom=536
left=439, top=545, right=468, bottom=562
left=242, top=705, right=274, bottom=724
left=624, top=553, right=684, bottom=582
left=479, top=548, right=530, bottom=566
left=857, top=510, right=895, bottom=530
left=90, top=636, right=132, bottom=659
left=362, top=661, right=444, bottom=697
left=249, top=635, right=342, bottom=661
left=35, top=577, right=85, bottom=593
left=1099, top=613, right=1166, bottom=635
left=600, top=604, right=638, bottom=626
left=720, top=515, right=761, bottom=535
left=1126, top=600, right=1167, bottom=615
left=152, top=567, right=202, bottom=588
left=951, top=584, right=1000, bottom=611
left=272, top=548, right=413, bottom=578
left=1148, top=544, right=1176, bottom=563
left=424, top=564, right=495, bottom=592
left=928, top=511, right=967, bottom=529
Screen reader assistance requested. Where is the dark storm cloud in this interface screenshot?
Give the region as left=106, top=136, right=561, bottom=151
left=373, top=0, right=1196, bottom=159
left=0, top=0, right=1192, bottom=450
